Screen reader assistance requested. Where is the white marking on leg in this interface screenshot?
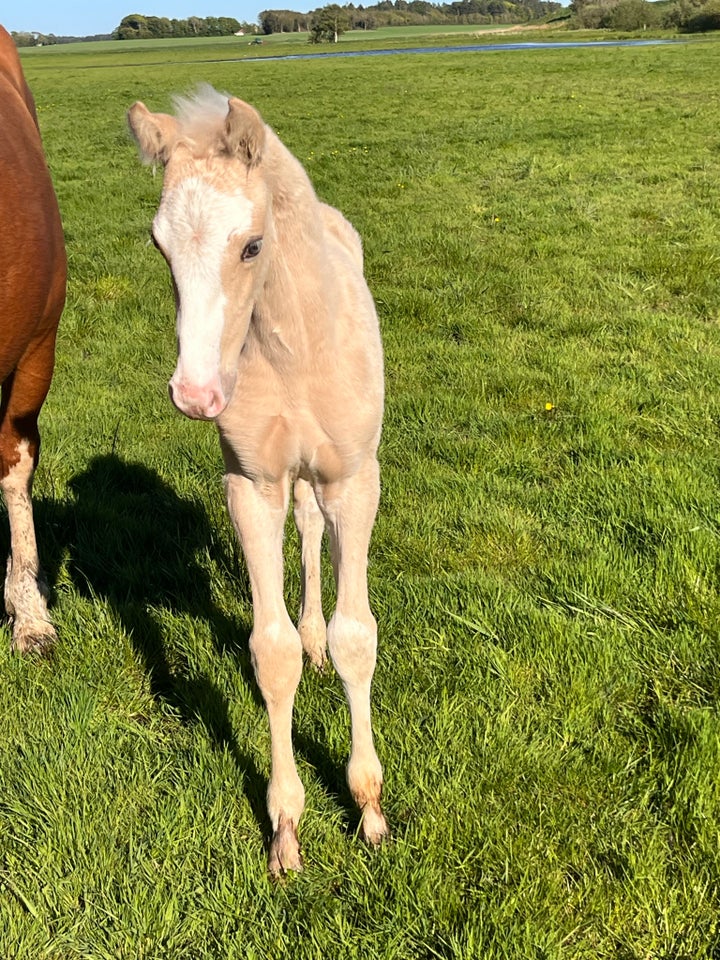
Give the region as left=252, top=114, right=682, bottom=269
left=1, top=440, right=55, bottom=653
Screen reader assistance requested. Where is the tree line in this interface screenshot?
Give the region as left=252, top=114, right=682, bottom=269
left=114, top=14, right=257, bottom=39
left=569, top=0, right=720, bottom=30
left=260, top=0, right=562, bottom=37
left=10, top=14, right=259, bottom=46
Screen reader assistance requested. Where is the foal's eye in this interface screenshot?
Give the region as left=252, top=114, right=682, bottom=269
left=241, top=238, right=263, bottom=262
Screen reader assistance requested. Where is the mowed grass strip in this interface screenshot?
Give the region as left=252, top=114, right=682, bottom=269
left=0, top=36, right=719, bottom=959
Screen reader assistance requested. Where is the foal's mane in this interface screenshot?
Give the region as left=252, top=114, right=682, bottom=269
left=170, top=83, right=231, bottom=147
left=168, top=84, right=319, bottom=223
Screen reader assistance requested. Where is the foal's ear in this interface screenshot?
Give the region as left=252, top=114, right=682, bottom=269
left=127, top=101, right=179, bottom=165
left=224, top=98, right=266, bottom=167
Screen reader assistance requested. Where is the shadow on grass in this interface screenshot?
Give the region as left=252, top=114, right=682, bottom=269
left=33, top=453, right=270, bottom=839
left=25, top=453, right=358, bottom=842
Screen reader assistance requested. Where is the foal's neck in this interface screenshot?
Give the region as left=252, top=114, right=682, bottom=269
left=250, top=131, right=334, bottom=359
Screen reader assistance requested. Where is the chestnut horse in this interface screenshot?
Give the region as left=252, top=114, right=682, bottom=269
left=128, top=85, right=388, bottom=873
left=0, top=26, right=66, bottom=654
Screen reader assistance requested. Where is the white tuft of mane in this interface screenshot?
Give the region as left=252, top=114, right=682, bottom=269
left=171, top=83, right=232, bottom=139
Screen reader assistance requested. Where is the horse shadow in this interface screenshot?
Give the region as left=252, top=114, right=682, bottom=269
left=29, top=453, right=356, bottom=840
left=28, top=453, right=267, bottom=835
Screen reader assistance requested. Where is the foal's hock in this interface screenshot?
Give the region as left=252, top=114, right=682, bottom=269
left=128, top=85, right=388, bottom=874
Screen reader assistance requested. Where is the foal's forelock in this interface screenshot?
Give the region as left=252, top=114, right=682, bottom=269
left=170, top=84, right=233, bottom=146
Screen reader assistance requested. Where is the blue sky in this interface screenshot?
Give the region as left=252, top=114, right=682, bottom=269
left=2, top=2, right=279, bottom=37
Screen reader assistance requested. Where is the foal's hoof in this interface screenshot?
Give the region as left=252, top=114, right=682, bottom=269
left=298, top=621, right=327, bottom=671
left=305, top=647, right=327, bottom=672
left=360, top=802, right=390, bottom=847
left=11, top=621, right=56, bottom=657
left=268, top=815, right=303, bottom=876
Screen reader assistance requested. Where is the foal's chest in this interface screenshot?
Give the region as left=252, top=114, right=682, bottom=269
left=219, top=390, right=369, bottom=489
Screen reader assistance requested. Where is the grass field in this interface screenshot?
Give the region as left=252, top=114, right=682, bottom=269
left=2, top=30, right=720, bottom=959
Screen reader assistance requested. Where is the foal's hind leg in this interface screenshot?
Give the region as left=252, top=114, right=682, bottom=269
left=316, top=457, right=389, bottom=845
left=0, top=348, right=57, bottom=654
left=293, top=478, right=327, bottom=669
left=225, top=471, right=305, bottom=874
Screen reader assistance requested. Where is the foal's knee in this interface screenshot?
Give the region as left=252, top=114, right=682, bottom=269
left=249, top=619, right=303, bottom=703
left=327, top=610, right=377, bottom=686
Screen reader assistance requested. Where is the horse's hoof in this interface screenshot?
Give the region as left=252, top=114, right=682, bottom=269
left=11, top=621, right=56, bottom=656
left=268, top=815, right=303, bottom=876
left=298, top=621, right=327, bottom=671
left=305, top=647, right=327, bottom=672
left=360, top=802, right=390, bottom=847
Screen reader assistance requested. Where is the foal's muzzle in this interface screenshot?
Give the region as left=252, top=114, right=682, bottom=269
left=168, top=377, right=228, bottom=420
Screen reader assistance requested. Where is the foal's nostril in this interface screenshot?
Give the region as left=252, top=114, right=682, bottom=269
left=168, top=376, right=227, bottom=420
left=204, top=390, right=225, bottom=419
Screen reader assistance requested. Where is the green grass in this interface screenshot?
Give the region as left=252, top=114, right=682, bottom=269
left=1, top=32, right=720, bottom=959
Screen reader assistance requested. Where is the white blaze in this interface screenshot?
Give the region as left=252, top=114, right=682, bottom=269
left=154, top=176, right=254, bottom=389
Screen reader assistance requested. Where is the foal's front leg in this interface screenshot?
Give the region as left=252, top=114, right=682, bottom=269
left=225, top=472, right=305, bottom=875
left=316, top=457, right=389, bottom=845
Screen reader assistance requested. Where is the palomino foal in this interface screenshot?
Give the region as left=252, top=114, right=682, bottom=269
left=128, top=86, right=388, bottom=873
left=0, top=25, right=66, bottom=653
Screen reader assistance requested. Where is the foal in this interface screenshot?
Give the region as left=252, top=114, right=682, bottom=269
left=0, top=25, right=65, bottom=653
left=128, top=86, right=388, bottom=872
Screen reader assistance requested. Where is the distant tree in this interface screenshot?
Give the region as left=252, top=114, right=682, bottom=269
left=309, top=3, right=351, bottom=40
left=260, top=9, right=282, bottom=31
left=569, top=0, right=615, bottom=26
left=259, top=8, right=309, bottom=31
left=145, top=15, right=169, bottom=36
left=11, top=31, right=37, bottom=46
left=667, top=0, right=705, bottom=24
left=603, top=0, right=657, bottom=28
left=487, top=0, right=507, bottom=14
left=117, top=14, right=149, bottom=38
left=218, top=16, right=243, bottom=32
left=681, top=0, right=720, bottom=29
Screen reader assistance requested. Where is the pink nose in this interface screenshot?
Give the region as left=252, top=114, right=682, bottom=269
left=168, top=378, right=227, bottom=420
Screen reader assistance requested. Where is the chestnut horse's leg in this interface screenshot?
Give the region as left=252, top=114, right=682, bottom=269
left=0, top=332, right=57, bottom=654
left=293, top=477, right=327, bottom=669
left=225, top=471, right=305, bottom=875
left=316, top=456, right=389, bottom=845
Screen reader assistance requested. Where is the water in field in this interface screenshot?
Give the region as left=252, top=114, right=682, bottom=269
left=240, top=38, right=681, bottom=64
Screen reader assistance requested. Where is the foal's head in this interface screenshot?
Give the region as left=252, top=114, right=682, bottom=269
left=128, top=87, right=271, bottom=420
